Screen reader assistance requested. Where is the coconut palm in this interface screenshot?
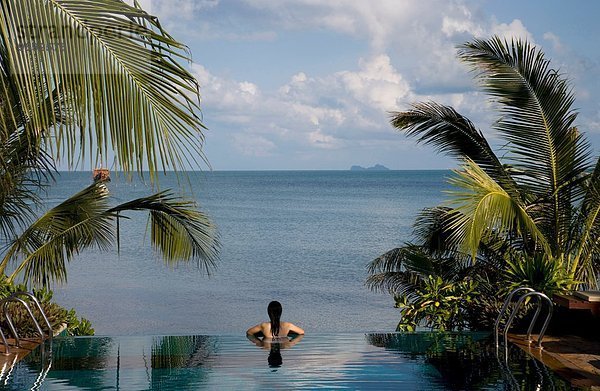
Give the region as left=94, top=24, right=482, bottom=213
left=368, top=37, right=600, bottom=316
left=0, top=0, right=219, bottom=287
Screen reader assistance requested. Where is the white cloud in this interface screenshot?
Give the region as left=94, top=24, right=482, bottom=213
left=244, top=0, right=447, bottom=52
left=193, top=55, right=412, bottom=155
left=148, top=0, right=600, bottom=168
left=148, top=0, right=219, bottom=20
left=309, top=130, right=341, bottom=149
left=491, top=19, right=534, bottom=42
left=190, top=50, right=507, bottom=163
left=232, top=134, right=276, bottom=156
left=338, top=55, right=412, bottom=112
left=543, top=32, right=564, bottom=53
left=193, top=64, right=261, bottom=119
left=147, top=0, right=536, bottom=95
left=442, top=16, right=485, bottom=38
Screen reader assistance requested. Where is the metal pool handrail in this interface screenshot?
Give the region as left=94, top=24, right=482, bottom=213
left=494, top=287, right=535, bottom=348
left=10, top=292, right=53, bottom=338
left=495, top=287, right=554, bottom=351
left=0, top=292, right=53, bottom=355
left=503, top=291, right=553, bottom=349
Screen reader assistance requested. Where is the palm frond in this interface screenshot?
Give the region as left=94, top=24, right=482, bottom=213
left=0, top=132, right=56, bottom=239
left=0, top=35, right=62, bottom=240
left=2, top=181, right=220, bottom=286
left=108, top=192, right=220, bottom=273
left=390, top=102, right=520, bottom=192
left=413, top=207, right=460, bottom=253
left=0, top=0, right=206, bottom=180
left=446, top=159, right=551, bottom=258
left=366, top=244, right=470, bottom=296
left=569, top=157, right=600, bottom=282
left=366, top=245, right=434, bottom=296
left=458, top=37, right=591, bottom=251
left=2, top=182, right=115, bottom=285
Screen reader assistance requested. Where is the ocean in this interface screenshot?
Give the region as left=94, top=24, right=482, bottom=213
left=44, top=170, right=451, bottom=335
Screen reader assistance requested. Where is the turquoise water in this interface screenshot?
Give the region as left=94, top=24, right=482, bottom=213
left=4, top=333, right=573, bottom=390
left=43, top=171, right=450, bottom=335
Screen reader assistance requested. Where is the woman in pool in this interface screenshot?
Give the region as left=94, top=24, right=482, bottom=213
left=246, top=301, right=305, bottom=339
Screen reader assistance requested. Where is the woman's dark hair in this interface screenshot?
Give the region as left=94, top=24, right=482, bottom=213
left=267, top=301, right=282, bottom=337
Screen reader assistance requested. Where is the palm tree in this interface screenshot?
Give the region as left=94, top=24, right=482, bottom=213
left=368, top=36, right=600, bottom=327
left=0, top=0, right=219, bottom=286
left=1, top=0, right=206, bottom=177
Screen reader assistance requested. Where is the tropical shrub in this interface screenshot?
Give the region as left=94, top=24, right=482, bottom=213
left=394, top=275, right=479, bottom=332
left=504, top=255, right=577, bottom=297
left=0, top=278, right=94, bottom=337
left=64, top=310, right=95, bottom=336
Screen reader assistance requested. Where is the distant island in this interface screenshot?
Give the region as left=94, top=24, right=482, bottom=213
left=350, top=164, right=390, bottom=171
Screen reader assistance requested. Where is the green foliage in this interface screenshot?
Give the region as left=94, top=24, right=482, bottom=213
left=0, top=0, right=206, bottom=178
left=0, top=0, right=220, bottom=287
left=1, top=181, right=219, bottom=286
left=504, top=255, right=577, bottom=297
left=370, top=35, right=600, bottom=332
left=0, top=0, right=219, bottom=334
left=0, top=278, right=93, bottom=337
left=394, top=275, right=479, bottom=332
left=65, top=310, right=95, bottom=336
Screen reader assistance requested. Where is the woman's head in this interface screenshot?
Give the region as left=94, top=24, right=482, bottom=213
left=267, top=301, right=282, bottom=320
left=268, top=301, right=282, bottom=336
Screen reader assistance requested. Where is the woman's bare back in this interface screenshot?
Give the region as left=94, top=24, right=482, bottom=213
left=247, top=321, right=305, bottom=338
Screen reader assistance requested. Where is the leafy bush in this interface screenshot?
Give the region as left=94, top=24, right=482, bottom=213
left=65, top=310, right=95, bottom=336
left=0, top=278, right=94, bottom=337
left=504, top=255, right=576, bottom=296
left=394, top=275, right=480, bottom=332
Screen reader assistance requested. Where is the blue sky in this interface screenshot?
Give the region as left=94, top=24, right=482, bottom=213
left=142, top=0, right=600, bottom=170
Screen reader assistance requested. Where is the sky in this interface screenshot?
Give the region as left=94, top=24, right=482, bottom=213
left=138, top=0, right=600, bottom=170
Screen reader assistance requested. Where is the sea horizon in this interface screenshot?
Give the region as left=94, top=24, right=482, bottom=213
left=57, top=168, right=454, bottom=173
left=46, top=170, right=452, bottom=336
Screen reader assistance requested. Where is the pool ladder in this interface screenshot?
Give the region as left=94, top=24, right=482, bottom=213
left=494, top=287, right=553, bottom=350
left=0, top=292, right=53, bottom=355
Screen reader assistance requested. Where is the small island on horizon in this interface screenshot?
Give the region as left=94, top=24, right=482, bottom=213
left=350, top=164, right=390, bottom=171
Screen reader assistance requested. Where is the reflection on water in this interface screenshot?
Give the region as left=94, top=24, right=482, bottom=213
left=10, top=336, right=218, bottom=390
left=366, top=333, right=573, bottom=390
left=268, top=345, right=282, bottom=368
left=246, top=334, right=304, bottom=369
left=0, top=333, right=575, bottom=390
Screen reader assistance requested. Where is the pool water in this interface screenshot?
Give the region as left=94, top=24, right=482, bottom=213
left=3, top=333, right=575, bottom=390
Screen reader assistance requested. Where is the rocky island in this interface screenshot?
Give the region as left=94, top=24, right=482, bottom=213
left=350, top=164, right=390, bottom=171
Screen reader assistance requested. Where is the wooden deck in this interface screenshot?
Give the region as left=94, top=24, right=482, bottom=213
left=509, top=333, right=600, bottom=389
left=554, top=294, right=600, bottom=316
left=0, top=338, right=41, bottom=367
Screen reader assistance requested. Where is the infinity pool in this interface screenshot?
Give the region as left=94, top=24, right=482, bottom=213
left=3, top=333, right=573, bottom=390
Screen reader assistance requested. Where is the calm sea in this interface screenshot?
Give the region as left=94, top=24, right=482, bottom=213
left=45, top=171, right=451, bottom=335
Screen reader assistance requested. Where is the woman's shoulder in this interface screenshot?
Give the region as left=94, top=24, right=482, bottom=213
left=282, top=321, right=305, bottom=334
left=281, top=321, right=300, bottom=330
